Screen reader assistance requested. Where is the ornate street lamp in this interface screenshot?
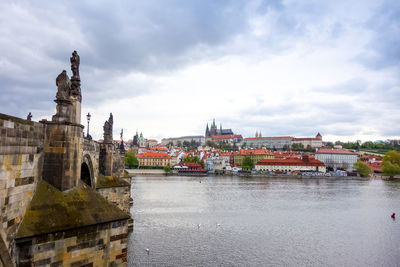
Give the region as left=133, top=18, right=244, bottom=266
left=86, top=112, right=91, bottom=138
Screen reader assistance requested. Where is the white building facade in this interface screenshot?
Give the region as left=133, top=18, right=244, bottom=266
left=315, top=148, right=357, bottom=171
left=255, top=157, right=326, bottom=173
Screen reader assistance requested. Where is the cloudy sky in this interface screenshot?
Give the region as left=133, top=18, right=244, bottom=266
left=0, top=0, right=399, bottom=142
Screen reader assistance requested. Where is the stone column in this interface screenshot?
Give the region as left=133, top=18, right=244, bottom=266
left=42, top=122, right=83, bottom=191
left=100, top=143, right=114, bottom=176
left=42, top=51, right=84, bottom=191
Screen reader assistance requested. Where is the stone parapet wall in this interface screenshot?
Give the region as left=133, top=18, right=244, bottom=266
left=16, top=220, right=128, bottom=267
left=112, top=151, right=125, bottom=178
left=97, top=186, right=131, bottom=214
left=0, top=113, right=44, bottom=260
left=99, top=143, right=125, bottom=178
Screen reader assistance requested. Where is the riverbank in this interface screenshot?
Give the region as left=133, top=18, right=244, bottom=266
left=125, top=169, right=400, bottom=180
left=125, top=169, right=165, bottom=176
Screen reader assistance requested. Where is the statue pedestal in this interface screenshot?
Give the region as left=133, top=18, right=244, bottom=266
left=52, top=99, right=72, bottom=123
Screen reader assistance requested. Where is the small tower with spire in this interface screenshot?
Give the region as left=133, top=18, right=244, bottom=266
left=205, top=123, right=210, bottom=137
left=210, top=118, right=217, bottom=136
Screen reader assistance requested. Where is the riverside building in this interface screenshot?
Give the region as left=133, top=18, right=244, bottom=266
left=234, top=148, right=275, bottom=166
left=315, top=148, right=357, bottom=171
left=255, top=155, right=326, bottom=172
left=138, top=152, right=172, bottom=167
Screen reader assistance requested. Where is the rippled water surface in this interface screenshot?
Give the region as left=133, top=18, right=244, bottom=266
left=128, top=176, right=400, bottom=266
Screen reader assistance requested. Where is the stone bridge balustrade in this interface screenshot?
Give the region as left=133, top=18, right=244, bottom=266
left=0, top=51, right=131, bottom=266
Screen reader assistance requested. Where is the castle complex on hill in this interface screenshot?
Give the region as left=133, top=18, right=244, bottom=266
left=205, top=119, right=233, bottom=137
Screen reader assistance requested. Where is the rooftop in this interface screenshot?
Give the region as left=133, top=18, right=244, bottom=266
left=245, top=136, right=293, bottom=140
left=138, top=152, right=171, bottom=159
left=315, top=148, right=356, bottom=155
left=257, top=158, right=325, bottom=166
left=210, top=134, right=243, bottom=139
left=238, top=148, right=273, bottom=155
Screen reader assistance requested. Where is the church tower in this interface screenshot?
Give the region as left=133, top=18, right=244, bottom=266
left=210, top=118, right=217, bottom=136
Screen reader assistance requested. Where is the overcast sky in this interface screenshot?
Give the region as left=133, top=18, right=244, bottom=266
left=0, top=0, right=399, bottom=142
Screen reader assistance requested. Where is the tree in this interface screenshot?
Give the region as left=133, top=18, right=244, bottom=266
left=325, top=142, right=334, bottom=148
left=361, top=141, right=374, bottom=149
left=242, top=156, right=254, bottom=170
left=163, top=165, right=171, bottom=175
left=183, top=155, right=200, bottom=164
left=291, top=143, right=304, bottom=151
left=206, top=140, right=218, bottom=148
left=383, top=150, right=400, bottom=178
left=353, top=161, right=371, bottom=177
left=125, top=151, right=138, bottom=168
left=241, top=142, right=247, bottom=149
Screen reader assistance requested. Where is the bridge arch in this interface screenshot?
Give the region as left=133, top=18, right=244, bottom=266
left=81, top=154, right=94, bottom=188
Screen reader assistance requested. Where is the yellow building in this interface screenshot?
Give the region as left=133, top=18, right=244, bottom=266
left=138, top=152, right=171, bottom=167
left=234, top=149, right=275, bottom=166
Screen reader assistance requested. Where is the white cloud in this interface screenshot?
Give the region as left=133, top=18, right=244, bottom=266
left=1, top=0, right=399, bottom=143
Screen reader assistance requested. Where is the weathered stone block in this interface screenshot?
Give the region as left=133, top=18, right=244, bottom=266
left=3, top=121, right=14, bottom=129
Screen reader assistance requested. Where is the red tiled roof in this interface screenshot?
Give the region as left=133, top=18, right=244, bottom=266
left=184, top=162, right=202, bottom=168
left=238, top=149, right=273, bottom=155
left=257, top=158, right=325, bottom=167
left=211, top=134, right=243, bottom=139
left=315, top=148, right=356, bottom=155
left=138, top=152, right=171, bottom=159
left=245, top=136, right=293, bottom=140
left=220, top=151, right=234, bottom=156
left=149, top=147, right=168, bottom=151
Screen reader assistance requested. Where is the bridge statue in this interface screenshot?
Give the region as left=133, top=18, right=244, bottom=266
left=55, top=70, right=71, bottom=100
left=70, top=50, right=81, bottom=100
left=103, top=113, right=113, bottom=143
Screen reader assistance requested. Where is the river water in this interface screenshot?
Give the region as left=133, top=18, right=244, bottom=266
left=127, top=176, right=400, bottom=266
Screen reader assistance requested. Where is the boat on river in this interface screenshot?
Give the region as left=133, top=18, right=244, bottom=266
left=175, top=162, right=208, bottom=176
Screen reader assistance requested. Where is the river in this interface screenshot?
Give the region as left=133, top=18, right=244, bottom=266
left=127, top=176, right=400, bottom=266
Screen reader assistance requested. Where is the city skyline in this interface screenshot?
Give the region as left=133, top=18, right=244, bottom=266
left=0, top=0, right=399, bottom=142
